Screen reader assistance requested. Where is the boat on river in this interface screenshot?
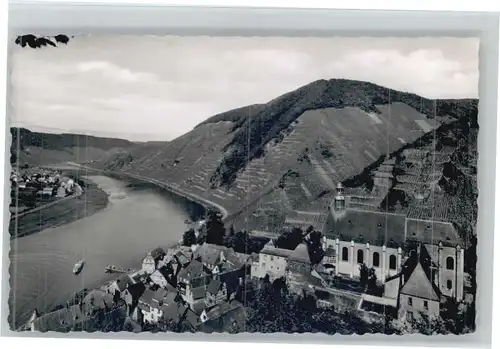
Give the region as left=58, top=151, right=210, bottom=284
left=73, top=260, right=84, bottom=274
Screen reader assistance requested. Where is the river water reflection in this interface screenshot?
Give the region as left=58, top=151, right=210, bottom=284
left=9, top=175, right=198, bottom=328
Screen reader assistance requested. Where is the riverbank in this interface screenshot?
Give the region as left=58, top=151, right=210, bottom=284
left=9, top=178, right=109, bottom=239
left=67, top=162, right=229, bottom=220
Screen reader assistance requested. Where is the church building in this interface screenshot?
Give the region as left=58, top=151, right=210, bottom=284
left=322, top=182, right=465, bottom=303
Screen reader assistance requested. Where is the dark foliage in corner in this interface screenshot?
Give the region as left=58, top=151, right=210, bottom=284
left=15, top=34, right=70, bottom=48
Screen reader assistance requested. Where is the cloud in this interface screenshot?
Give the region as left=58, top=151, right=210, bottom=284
left=9, top=36, right=479, bottom=141
left=76, top=61, right=158, bottom=83
left=323, top=48, right=478, bottom=98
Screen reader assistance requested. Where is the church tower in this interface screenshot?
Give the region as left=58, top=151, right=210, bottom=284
left=333, top=182, right=345, bottom=213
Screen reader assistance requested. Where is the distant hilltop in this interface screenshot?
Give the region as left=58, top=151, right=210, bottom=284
left=9, top=127, right=137, bottom=167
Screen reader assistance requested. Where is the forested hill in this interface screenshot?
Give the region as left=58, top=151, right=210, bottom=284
left=10, top=127, right=136, bottom=166
left=11, top=128, right=134, bottom=151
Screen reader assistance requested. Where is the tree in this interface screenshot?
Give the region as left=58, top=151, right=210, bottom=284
left=306, top=230, right=324, bottom=265
left=205, top=209, right=225, bottom=245
left=275, top=227, right=303, bottom=250
left=359, top=263, right=377, bottom=293
left=182, top=228, right=196, bottom=246
left=224, top=224, right=236, bottom=246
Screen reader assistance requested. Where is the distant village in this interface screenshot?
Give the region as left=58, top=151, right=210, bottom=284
left=9, top=168, right=83, bottom=215
left=21, top=182, right=474, bottom=334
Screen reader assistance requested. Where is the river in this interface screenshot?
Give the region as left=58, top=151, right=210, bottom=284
left=8, top=175, right=202, bottom=329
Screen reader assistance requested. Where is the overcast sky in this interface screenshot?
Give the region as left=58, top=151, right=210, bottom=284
left=10, top=36, right=479, bottom=142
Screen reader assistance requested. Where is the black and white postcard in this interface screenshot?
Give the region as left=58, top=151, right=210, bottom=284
left=8, top=35, right=478, bottom=335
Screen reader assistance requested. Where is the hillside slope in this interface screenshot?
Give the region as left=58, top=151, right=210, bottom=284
left=102, top=79, right=478, bottom=232
left=10, top=128, right=136, bottom=167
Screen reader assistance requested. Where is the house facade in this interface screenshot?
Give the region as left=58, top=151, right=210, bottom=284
left=142, top=247, right=167, bottom=274
left=138, top=288, right=177, bottom=325
left=250, top=240, right=291, bottom=281
left=108, top=275, right=134, bottom=299
left=205, top=279, right=227, bottom=307
left=150, top=265, right=176, bottom=289
left=398, top=257, right=441, bottom=320
left=177, top=259, right=212, bottom=307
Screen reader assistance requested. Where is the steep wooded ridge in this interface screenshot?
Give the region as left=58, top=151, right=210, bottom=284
left=10, top=127, right=136, bottom=167
left=211, top=79, right=477, bottom=187
left=97, top=79, right=476, bottom=232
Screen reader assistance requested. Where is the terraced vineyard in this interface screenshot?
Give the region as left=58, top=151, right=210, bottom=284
left=98, top=79, right=477, bottom=233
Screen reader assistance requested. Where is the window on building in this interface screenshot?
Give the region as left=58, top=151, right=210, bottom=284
left=408, top=297, right=412, bottom=306
left=357, top=249, right=364, bottom=264
left=270, top=256, right=274, bottom=261
left=373, top=252, right=380, bottom=267
left=446, top=256, right=454, bottom=270
left=389, top=255, right=397, bottom=270
left=424, top=300, right=428, bottom=310
left=342, top=247, right=349, bottom=261
left=407, top=311, right=413, bottom=321
left=447, top=280, right=452, bottom=290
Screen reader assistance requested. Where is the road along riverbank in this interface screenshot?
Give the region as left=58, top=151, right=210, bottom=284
left=66, top=162, right=229, bottom=220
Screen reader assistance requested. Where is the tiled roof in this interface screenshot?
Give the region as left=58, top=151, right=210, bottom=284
left=206, top=279, right=223, bottom=295
left=165, top=248, right=176, bottom=262
left=138, top=288, right=156, bottom=307
left=405, top=218, right=461, bottom=247
left=161, top=302, right=188, bottom=323
left=323, top=208, right=406, bottom=247
left=114, top=275, right=133, bottom=292
left=177, top=260, right=207, bottom=281
left=400, top=263, right=440, bottom=301
left=260, top=245, right=293, bottom=258
left=191, top=286, right=207, bottom=300
left=174, top=251, right=191, bottom=265
left=184, top=309, right=202, bottom=329
left=192, top=300, right=208, bottom=315
left=152, top=288, right=168, bottom=303
left=202, top=305, right=247, bottom=333
left=163, top=292, right=177, bottom=305
left=289, top=243, right=311, bottom=263
left=194, top=243, right=227, bottom=266
left=205, top=300, right=243, bottom=321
